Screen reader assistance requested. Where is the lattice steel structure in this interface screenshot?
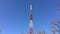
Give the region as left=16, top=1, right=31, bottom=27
left=29, top=4, right=33, bottom=34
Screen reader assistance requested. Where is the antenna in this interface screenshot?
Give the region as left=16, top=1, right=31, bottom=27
left=29, top=3, right=33, bottom=34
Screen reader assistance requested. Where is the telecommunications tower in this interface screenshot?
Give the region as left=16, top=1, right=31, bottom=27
left=29, top=4, right=33, bottom=34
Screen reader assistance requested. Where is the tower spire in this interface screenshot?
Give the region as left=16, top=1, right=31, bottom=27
left=29, top=4, right=33, bottom=34
left=30, top=4, right=33, bottom=28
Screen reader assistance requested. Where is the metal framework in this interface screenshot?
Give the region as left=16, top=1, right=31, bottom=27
left=29, top=4, right=33, bottom=34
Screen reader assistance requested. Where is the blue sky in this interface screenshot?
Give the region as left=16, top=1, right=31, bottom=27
left=0, top=0, right=60, bottom=34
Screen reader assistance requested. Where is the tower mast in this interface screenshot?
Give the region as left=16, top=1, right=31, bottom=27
left=29, top=4, right=33, bottom=34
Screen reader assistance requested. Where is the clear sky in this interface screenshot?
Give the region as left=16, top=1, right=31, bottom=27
left=0, top=0, right=60, bottom=34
